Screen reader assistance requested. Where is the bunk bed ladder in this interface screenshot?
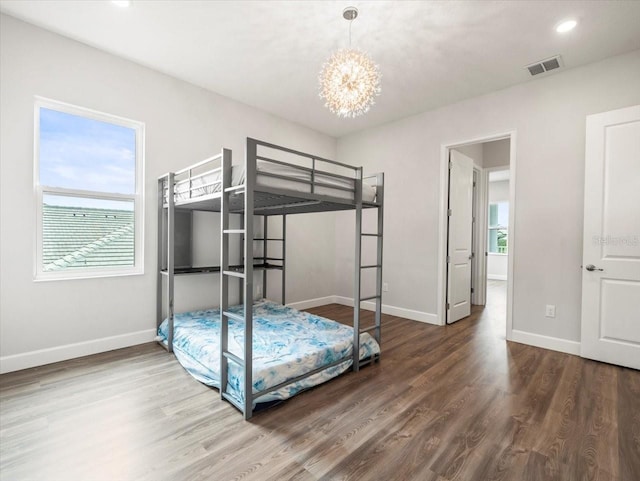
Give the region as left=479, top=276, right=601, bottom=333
left=220, top=148, right=247, bottom=417
left=243, top=142, right=255, bottom=420
left=355, top=172, right=384, bottom=370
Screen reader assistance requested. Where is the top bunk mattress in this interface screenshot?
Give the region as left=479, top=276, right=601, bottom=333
left=157, top=299, right=380, bottom=406
left=169, top=160, right=377, bottom=204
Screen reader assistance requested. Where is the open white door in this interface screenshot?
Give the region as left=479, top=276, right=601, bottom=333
left=581, top=105, right=640, bottom=370
left=447, top=150, right=474, bottom=323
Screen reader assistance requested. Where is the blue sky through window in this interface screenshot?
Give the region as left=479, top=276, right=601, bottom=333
left=39, top=108, right=136, bottom=195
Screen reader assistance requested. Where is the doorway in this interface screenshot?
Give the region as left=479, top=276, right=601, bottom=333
left=484, top=166, right=510, bottom=334
left=438, top=132, right=516, bottom=341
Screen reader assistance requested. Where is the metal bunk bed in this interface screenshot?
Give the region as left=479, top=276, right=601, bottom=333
left=157, top=138, right=384, bottom=419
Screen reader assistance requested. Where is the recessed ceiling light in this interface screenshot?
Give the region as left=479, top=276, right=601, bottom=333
left=111, top=0, right=131, bottom=7
left=556, top=19, right=577, bottom=33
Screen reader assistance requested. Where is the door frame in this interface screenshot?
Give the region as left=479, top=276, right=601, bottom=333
left=484, top=165, right=511, bottom=284
left=471, top=165, right=486, bottom=306
left=437, top=130, right=517, bottom=342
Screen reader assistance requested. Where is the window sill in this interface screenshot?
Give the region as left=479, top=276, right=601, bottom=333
left=34, top=268, right=144, bottom=282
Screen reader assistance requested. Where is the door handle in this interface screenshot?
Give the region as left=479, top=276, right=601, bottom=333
left=585, top=264, right=603, bottom=272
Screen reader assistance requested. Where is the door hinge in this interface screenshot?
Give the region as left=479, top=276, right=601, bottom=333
left=447, top=209, right=452, bottom=216
left=471, top=252, right=475, bottom=258
left=448, top=160, right=452, bottom=169
left=473, top=181, right=476, bottom=187
left=471, top=287, right=474, bottom=294
left=447, top=302, right=450, bottom=310
left=446, top=255, right=451, bottom=263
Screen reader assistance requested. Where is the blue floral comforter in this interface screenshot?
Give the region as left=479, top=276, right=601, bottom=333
left=157, top=299, right=380, bottom=406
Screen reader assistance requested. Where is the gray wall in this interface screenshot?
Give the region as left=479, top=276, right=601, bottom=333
left=2, top=11, right=640, bottom=368
left=0, top=15, right=337, bottom=368
left=335, top=49, right=640, bottom=342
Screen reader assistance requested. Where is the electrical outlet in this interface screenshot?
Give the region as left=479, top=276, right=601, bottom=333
left=545, top=304, right=556, bottom=318
left=382, top=283, right=389, bottom=292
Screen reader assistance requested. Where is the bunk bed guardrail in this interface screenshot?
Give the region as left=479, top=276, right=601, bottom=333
left=160, top=139, right=380, bottom=208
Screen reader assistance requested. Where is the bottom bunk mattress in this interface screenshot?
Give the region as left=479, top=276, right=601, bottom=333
left=157, top=299, right=380, bottom=406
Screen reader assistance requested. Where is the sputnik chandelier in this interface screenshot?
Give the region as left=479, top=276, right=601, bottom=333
left=319, top=7, right=382, bottom=118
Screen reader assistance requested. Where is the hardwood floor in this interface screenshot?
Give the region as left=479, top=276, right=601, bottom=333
left=1, top=298, right=638, bottom=481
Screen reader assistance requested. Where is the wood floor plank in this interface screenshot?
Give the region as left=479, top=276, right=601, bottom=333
left=530, top=354, right=583, bottom=478
left=617, top=366, right=640, bottom=481
left=1, top=283, right=638, bottom=481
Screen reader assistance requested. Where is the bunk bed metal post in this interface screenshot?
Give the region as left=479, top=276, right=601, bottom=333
left=239, top=213, right=244, bottom=304
left=375, top=173, right=385, bottom=350
left=156, top=177, right=164, bottom=330
left=220, top=148, right=232, bottom=403
left=263, top=216, right=267, bottom=298
left=244, top=138, right=257, bottom=419
left=353, top=167, right=363, bottom=372
left=166, top=172, right=175, bottom=353
left=282, top=214, right=286, bottom=305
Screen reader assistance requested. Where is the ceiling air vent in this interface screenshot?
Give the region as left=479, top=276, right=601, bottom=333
left=525, top=55, right=563, bottom=76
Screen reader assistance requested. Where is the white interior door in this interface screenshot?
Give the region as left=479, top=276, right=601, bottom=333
left=581, top=104, right=640, bottom=370
left=447, top=150, right=474, bottom=323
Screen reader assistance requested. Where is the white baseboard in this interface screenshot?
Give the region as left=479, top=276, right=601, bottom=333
left=487, top=274, right=508, bottom=281
left=0, top=329, right=157, bottom=374
left=286, top=296, right=337, bottom=311
left=510, top=329, right=580, bottom=356
left=2, top=294, right=435, bottom=374
left=6, top=299, right=578, bottom=374
left=333, top=296, right=439, bottom=325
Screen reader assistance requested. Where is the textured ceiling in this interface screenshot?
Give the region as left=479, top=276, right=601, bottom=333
left=1, top=0, right=639, bottom=137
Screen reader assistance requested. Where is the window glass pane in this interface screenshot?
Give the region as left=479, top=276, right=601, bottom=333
left=488, top=202, right=509, bottom=254
left=489, top=228, right=498, bottom=253
left=42, top=194, right=134, bottom=272
left=497, top=202, right=509, bottom=227
left=497, top=228, right=508, bottom=254
left=489, top=204, right=498, bottom=227
left=39, top=108, right=136, bottom=194
left=488, top=202, right=509, bottom=228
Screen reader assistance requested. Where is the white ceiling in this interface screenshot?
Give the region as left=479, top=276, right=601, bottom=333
left=2, top=1, right=639, bottom=137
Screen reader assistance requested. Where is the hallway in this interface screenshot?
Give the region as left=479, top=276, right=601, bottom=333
left=470, top=279, right=507, bottom=339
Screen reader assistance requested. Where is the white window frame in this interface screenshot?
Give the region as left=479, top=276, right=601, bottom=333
left=34, top=97, right=145, bottom=281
